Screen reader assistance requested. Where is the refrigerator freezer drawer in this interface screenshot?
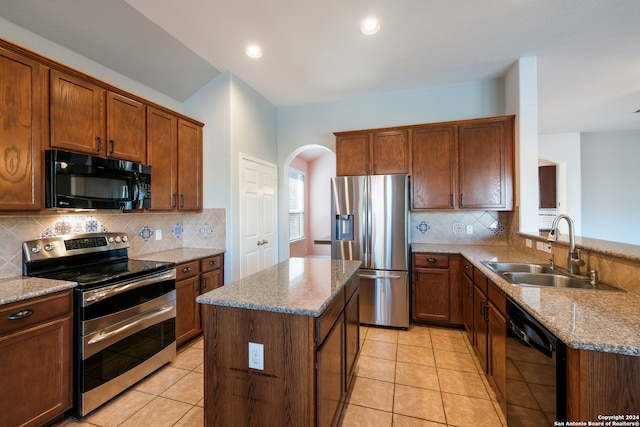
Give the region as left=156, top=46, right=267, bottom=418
left=359, top=269, right=409, bottom=329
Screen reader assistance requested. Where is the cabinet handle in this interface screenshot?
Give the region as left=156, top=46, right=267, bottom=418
left=8, top=309, right=33, bottom=320
left=467, top=284, right=473, bottom=298
left=483, top=301, right=489, bottom=321
left=427, top=258, right=436, bottom=263
left=109, top=139, right=115, bottom=154
left=182, top=266, right=191, bottom=273
left=96, top=136, right=102, bottom=152
left=172, top=194, right=177, bottom=208
left=450, top=193, right=454, bottom=207
left=460, top=193, right=464, bottom=207
left=180, top=194, right=185, bottom=208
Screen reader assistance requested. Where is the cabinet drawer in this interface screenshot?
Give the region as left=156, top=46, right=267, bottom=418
left=0, top=290, right=72, bottom=336
left=201, top=255, right=222, bottom=273
left=462, top=258, right=474, bottom=279
left=345, top=274, right=359, bottom=302
left=474, top=268, right=488, bottom=294
left=488, top=281, right=506, bottom=316
left=176, top=260, right=200, bottom=281
left=414, top=254, right=449, bottom=268
left=316, top=289, right=345, bottom=346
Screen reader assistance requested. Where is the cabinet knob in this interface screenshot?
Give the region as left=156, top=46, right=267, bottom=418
left=209, top=260, right=217, bottom=266
left=427, top=258, right=436, bottom=263
left=182, top=266, right=191, bottom=273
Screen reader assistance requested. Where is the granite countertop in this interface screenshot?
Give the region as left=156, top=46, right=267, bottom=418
left=411, top=243, right=640, bottom=356
left=197, top=257, right=361, bottom=317
left=132, top=247, right=225, bottom=264
left=0, top=276, right=76, bottom=306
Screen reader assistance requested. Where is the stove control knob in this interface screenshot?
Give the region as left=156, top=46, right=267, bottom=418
left=44, top=244, right=54, bottom=252
left=115, top=236, right=122, bottom=243
left=31, top=245, right=41, bottom=254
left=122, top=235, right=128, bottom=242
left=108, top=237, right=115, bottom=243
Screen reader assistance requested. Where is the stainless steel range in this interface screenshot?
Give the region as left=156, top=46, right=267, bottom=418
left=23, top=232, right=176, bottom=417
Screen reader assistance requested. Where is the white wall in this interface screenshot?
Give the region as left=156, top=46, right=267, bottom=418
left=307, top=151, right=335, bottom=256
left=538, top=132, right=582, bottom=235
left=276, top=79, right=506, bottom=259
left=581, top=130, right=640, bottom=244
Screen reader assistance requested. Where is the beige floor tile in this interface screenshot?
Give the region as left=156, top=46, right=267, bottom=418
left=55, top=419, right=98, bottom=426
left=83, top=389, right=155, bottom=427
left=119, top=396, right=193, bottom=427
left=438, top=368, right=490, bottom=399
left=398, top=331, right=432, bottom=348
left=173, top=405, right=204, bottom=427
left=354, top=355, right=396, bottom=382
left=189, top=337, right=204, bottom=350
left=397, top=344, right=435, bottom=366
left=361, top=339, right=397, bottom=360
left=347, top=377, right=395, bottom=412
left=428, top=326, right=464, bottom=338
left=160, top=371, right=204, bottom=405
left=395, top=362, right=439, bottom=391
left=366, top=327, right=399, bottom=343
left=442, top=392, right=503, bottom=427
left=430, top=334, right=469, bottom=353
left=392, top=414, right=447, bottom=427
left=433, top=349, right=478, bottom=373
left=171, top=346, right=204, bottom=371
left=360, top=326, right=369, bottom=339
left=493, top=400, right=508, bottom=426
left=133, top=365, right=190, bottom=395
left=338, top=404, right=393, bottom=427
left=194, top=362, right=205, bottom=374
left=393, top=384, right=446, bottom=423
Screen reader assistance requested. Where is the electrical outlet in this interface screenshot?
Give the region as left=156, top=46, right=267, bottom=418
left=466, top=225, right=473, bottom=234
left=155, top=229, right=162, bottom=240
left=249, top=342, right=264, bottom=370
left=525, top=239, right=532, bottom=248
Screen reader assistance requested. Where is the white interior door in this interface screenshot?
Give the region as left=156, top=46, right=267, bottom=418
left=240, top=155, right=278, bottom=278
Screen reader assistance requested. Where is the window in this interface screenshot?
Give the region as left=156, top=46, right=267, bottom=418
left=289, top=168, right=305, bottom=242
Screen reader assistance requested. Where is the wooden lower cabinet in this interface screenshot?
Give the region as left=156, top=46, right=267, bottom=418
left=461, top=258, right=474, bottom=343
left=317, top=311, right=345, bottom=427
left=411, top=253, right=462, bottom=326
left=176, top=254, right=224, bottom=347
left=487, top=282, right=506, bottom=408
left=0, top=290, right=72, bottom=427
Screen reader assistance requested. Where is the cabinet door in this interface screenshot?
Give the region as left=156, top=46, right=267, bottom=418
left=462, top=271, right=474, bottom=344
left=200, top=270, right=221, bottom=294
left=345, top=290, right=360, bottom=386
left=50, top=70, right=105, bottom=155
left=106, top=92, right=146, bottom=162
left=473, top=286, right=488, bottom=372
left=0, top=317, right=72, bottom=427
left=539, top=165, right=557, bottom=209
left=147, top=107, right=178, bottom=210
left=0, top=47, right=44, bottom=211
left=175, top=276, right=201, bottom=346
left=336, top=133, right=370, bottom=176
left=458, top=118, right=514, bottom=210
left=177, top=119, right=203, bottom=211
left=316, top=312, right=345, bottom=427
left=488, top=302, right=506, bottom=404
left=412, top=268, right=450, bottom=323
left=371, top=129, right=408, bottom=174
left=411, top=125, right=457, bottom=209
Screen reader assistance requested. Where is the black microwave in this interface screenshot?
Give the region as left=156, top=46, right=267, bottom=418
left=46, top=149, right=151, bottom=210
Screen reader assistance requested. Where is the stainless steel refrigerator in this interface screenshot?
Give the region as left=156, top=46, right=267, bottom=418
left=331, top=174, right=409, bottom=328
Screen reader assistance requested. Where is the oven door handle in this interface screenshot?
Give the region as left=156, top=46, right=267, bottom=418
left=83, top=270, right=176, bottom=306
left=87, top=305, right=174, bottom=347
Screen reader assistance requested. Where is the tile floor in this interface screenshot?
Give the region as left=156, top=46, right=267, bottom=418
left=57, top=325, right=506, bottom=427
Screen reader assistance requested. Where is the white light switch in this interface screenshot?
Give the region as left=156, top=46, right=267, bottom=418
left=155, top=230, right=162, bottom=240
left=466, top=225, right=473, bottom=234
left=249, top=342, right=264, bottom=370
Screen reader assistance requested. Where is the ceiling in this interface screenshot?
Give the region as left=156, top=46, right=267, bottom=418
left=1, top=0, right=639, bottom=134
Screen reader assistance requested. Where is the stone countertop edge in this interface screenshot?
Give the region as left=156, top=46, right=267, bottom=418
left=411, top=243, right=640, bottom=356
left=197, top=258, right=362, bottom=317
left=0, top=276, right=76, bottom=306
left=132, top=247, right=226, bottom=264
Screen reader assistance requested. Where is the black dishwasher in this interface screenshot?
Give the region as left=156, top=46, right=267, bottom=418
left=506, top=298, right=566, bottom=426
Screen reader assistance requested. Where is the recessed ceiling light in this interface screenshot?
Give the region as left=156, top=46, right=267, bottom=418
left=361, top=18, right=380, bottom=35
left=245, top=45, right=263, bottom=59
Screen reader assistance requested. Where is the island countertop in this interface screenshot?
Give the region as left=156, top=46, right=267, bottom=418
left=196, top=257, right=361, bottom=317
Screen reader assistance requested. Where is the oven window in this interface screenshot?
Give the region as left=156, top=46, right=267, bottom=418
left=82, top=319, right=175, bottom=393
left=83, top=280, right=175, bottom=321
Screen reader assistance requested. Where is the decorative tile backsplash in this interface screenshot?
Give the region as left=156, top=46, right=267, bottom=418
left=410, top=210, right=510, bottom=245
left=0, top=208, right=226, bottom=279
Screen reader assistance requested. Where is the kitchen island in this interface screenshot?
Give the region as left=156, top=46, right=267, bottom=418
left=196, top=257, right=361, bottom=427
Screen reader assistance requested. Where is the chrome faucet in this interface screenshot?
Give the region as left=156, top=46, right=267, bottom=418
left=547, top=214, right=585, bottom=275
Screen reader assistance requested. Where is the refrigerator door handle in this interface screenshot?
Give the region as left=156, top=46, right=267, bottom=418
left=359, top=274, right=403, bottom=280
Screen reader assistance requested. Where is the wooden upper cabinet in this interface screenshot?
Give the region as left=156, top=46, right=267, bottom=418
left=177, top=119, right=203, bottom=211
left=147, top=107, right=178, bottom=210
left=50, top=70, right=105, bottom=155
left=458, top=117, right=514, bottom=210
left=335, top=132, right=370, bottom=176
left=0, top=47, right=45, bottom=212
left=106, top=92, right=146, bottom=162
left=335, top=129, right=408, bottom=176
left=371, top=129, right=408, bottom=174
left=411, top=125, right=457, bottom=209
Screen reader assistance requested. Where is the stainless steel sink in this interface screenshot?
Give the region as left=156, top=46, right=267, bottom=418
left=481, top=261, right=624, bottom=292
left=483, top=261, right=556, bottom=274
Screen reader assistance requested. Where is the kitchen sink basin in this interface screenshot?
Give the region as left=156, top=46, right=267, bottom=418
left=481, top=261, right=624, bottom=292
left=483, top=261, right=556, bottom=274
